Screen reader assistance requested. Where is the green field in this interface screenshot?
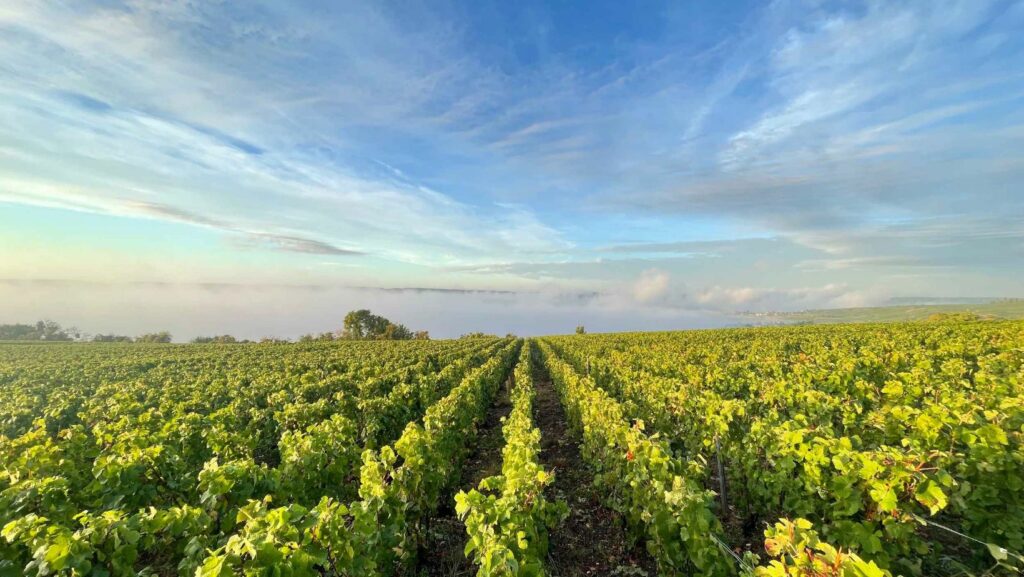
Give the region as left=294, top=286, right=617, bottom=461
left=1, top=322, right=1022, bottom=576
left=758, top=299, right=1024, bottom=325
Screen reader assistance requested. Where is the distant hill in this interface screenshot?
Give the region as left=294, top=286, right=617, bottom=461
left=748, top=298, right=1024, bottom=325
left=885, top=296, right=1012, bottom=306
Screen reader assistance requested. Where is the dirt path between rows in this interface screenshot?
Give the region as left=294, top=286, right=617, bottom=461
left=416, top=377, right=513, bottom=577
left=532, top=364, right=658, bottom=577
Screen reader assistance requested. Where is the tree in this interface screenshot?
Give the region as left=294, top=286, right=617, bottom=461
left=300, top=331, right=336, bottom=342
left=0, top=323, right=39, bottom=340
left=93, top=334, right=133, bottom=342
left=36, top=320, right=75, bottom=340
left=340, top=309, right=416, bottom=340
left=192, top=335, right=238, bottom=343
left=136, top=331, right=172, bottom=343
left=460, top=332, right=497, bottom=339
left=381, top=322, right=412, bottom=340
left=413, top=330, right=430, bottom=340
left=341, top=309, right=376, bottom=339
left=0, top=320, right=74, bottom=341
left=576, top=325, right=586, bottom=334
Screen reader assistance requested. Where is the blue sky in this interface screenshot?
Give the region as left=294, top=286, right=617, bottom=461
left=1, top=0, right=1023, bottom=337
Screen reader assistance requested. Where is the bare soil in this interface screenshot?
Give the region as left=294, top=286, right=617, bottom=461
left=414, top=358, right=657, bottom=577
left=416, top=378, right=513, bottom=577
left=532, top=365, right=658, bottom=577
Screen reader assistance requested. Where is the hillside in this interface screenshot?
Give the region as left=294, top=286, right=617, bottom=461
left=753, top=299, right=1024, bottom=325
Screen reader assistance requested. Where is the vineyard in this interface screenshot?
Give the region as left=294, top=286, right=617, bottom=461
left=1, top=322, right=1022, bottom=576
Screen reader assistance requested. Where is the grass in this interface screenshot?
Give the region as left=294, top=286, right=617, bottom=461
left=756, top=299, right=1024, bottom=325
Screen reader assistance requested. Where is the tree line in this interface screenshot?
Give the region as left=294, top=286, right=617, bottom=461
left=0, top=320, right=81, bottom=341
left=0, top=310, right=433, bottom=344
left=0, top=321, right=176, bottom=343
left=0, top=310, right=549, bottom=343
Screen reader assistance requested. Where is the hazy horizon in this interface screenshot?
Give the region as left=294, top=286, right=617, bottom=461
left=2, top=1, right=1022, bottom=337
left=1, top=281, right=750, bottom=340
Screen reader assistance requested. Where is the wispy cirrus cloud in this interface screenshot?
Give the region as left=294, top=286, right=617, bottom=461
left=0, top=0, right=573, bottom=270
left=0, top=182, right=364, bottom=257
left=601, top=237, right=778, bottom=256
left=244, top=235, right=363, bottom=256
left=601, top=0, right=1024, bottom=285
left=1, top=0, right=1023, bottom=335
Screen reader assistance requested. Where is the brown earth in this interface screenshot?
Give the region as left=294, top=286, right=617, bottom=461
left=415, top=377, right=513, bottom=577
left=532, top=364, right=658, bottom=577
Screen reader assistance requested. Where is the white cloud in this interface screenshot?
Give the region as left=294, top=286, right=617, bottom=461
left=0, top=1, right=574, bottom=269
left=719, top=1, right=1003, bottom=170
left=2, top=0, right=1022, bottom=312
left=691, top=283, right=876, bottom=311
left=721, top=82, right=874, bottom=170
left=632, top=268, right=671, bottom=304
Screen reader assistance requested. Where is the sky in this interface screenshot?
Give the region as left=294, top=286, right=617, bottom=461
left=1, top=0, right=1023, bottom=339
